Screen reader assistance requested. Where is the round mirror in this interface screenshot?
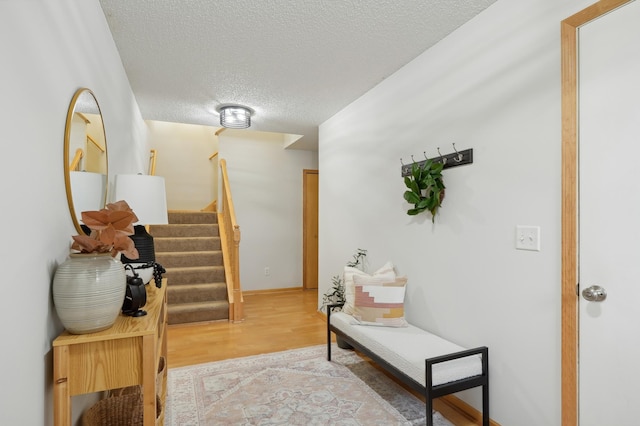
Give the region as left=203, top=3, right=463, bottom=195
left=64, top=88, right=108, bottom=235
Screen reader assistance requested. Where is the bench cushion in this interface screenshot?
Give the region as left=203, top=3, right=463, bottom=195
left=330, top=311, right=483, bottom=387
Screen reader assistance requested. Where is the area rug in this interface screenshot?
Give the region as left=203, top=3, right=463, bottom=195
left=166, top=344, right=453, bottom=425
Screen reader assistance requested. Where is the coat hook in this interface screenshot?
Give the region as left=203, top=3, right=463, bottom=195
left=400, top=158, right=405, bottom=166
left=411, top=154, right=415, bottom=163
left=423, top=151, right=429, bottom=160
left=437, top=147, right=447, bottom=164
left=452, top=143, right=463, bottom=162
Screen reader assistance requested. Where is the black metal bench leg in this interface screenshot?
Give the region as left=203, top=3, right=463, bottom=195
left=482, top=383, right=489, bottom=426
left=426, top=395, right=434, bottom=426
left=482, top=347, right=489, bottom=426
left=326, top=306, right=332, bottom=361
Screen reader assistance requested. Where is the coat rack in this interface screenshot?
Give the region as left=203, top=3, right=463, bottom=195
left=400, top=143, right=473, bottom=177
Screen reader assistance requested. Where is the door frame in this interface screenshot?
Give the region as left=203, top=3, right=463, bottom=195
left=302, top=169, right=319, bottom=290
left=561, top=1, right=633, bottom=424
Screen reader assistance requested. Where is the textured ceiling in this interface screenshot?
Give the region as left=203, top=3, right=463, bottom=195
left=99, top=0, right=497, bottom=150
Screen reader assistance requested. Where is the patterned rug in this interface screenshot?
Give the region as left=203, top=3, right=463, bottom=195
left=166, top=344, right=453, bottom=425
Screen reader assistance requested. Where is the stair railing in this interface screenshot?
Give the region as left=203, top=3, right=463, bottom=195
left=149, top=149, right=157, bottom=175
left=219, top=158, right=244, bottom=322
left=87, top=134, right=105, bottom=153
left=70, top=148, right=84, bottom=171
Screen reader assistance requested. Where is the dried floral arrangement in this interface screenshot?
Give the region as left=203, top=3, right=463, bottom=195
left=71, top=200, right=140, bottom=259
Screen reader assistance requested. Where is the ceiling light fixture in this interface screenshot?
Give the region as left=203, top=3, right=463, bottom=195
left=219, top=105, right=251, bottom=129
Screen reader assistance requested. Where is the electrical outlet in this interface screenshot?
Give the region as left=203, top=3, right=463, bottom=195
left=516, top=225, right=541, bottom=251
left=264, top=267, right=270, bottom=276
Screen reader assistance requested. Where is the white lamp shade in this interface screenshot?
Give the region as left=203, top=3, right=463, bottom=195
left=70, top=171, right=107, bottom=222
left=112, top=174, right=168, bottom=225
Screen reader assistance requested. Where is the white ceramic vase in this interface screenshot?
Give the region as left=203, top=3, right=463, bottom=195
left=53, top=252, right=126, bottom=334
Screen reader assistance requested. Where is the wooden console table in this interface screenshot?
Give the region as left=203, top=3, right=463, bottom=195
left=53, top=281, right=167, bottom=425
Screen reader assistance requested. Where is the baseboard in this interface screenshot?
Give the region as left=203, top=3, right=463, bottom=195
left=439, top=394, right=501, bottom=426
left=242, top=286, right=304, bottom=296
left=200, top=200, right=216, bottom=212
left=167, top=318, right=229, bottom=328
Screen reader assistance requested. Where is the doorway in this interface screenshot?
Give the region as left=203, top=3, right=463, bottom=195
left=303, top=169, right=319, bottom=289
left=561, top=0, right=637, bottom=424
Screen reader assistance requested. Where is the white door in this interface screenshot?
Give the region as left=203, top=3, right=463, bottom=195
left=579, top=1, right=640, bottom=424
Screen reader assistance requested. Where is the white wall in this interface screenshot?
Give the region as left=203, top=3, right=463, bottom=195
left=147, top=120, right=218, bottom=210
left=219, top=131, right=318, bottom=291
left=318, top=0, right=592, bottom=424
left=0, top=1, right=146, bottom=424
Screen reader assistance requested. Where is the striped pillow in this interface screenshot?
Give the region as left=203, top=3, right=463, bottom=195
left=351, top=275, right=408, bottom=327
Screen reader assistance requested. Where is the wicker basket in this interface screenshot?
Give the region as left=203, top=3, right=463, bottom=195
left=82, top=393, right=143, bottom=426
left=156, top=356, right=166, bottom=391
left=110, top=385, right=142, bottom=397
left=83, top=386, right=161, bottom=425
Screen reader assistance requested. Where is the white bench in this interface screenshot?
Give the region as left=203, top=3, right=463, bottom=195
left=327, top=306, right=489, bottom=426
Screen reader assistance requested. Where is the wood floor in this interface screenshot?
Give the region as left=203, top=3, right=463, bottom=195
left=167, top=288, right=480, bottom=425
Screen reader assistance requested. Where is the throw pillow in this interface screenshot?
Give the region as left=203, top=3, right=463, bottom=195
left=342, top=261, right=395, bottom=315
left=351, top=275, right=408, bottom=327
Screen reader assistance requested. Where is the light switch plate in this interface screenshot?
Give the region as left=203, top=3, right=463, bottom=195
left=516, top=225, right=541, bottom=251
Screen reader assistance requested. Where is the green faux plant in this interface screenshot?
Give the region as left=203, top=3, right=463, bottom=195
left=320, top=275, right=346, bottom=312
left=319, top=248, right=368, bottom=313
left=403, top=159, right=445, bottom=222
left=345, top=248, right=368, bottom=269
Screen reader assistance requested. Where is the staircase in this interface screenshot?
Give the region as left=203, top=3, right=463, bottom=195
left=150, top=210, right=230, bottom=325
